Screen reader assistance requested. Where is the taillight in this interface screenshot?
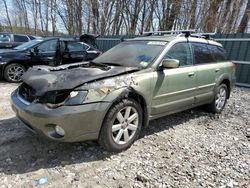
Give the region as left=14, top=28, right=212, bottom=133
left=232, top=63, right=237, bottom=71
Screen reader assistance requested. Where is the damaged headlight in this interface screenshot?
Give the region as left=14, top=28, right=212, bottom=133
left=45, top=90, right=88, bottom=108
left=64, top=91, right=88, bottom=105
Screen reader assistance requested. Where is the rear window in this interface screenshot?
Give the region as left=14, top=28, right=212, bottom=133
left=67, top=42, right=84, bottom=51
left=0, top=34, right=11, bottom=42
left=14, top=35, right=29, bottom=42
left=191, top=43, right=214, bottom=64
left=207, top=45, right=226, bottom=62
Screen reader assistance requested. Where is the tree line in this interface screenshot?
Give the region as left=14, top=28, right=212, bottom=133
left=0, top=0, right=249, bottom=36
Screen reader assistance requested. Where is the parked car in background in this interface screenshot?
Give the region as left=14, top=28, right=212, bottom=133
left=0, top=32, right=39, bottom=49
left=0, top=34, right=102, bottom=82
left=11, top=31, right=236, bottom=152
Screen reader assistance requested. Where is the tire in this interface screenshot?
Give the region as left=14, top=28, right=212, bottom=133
left=98, top=98, right=143, bottom=152
left=206, top=84, right=228, bottom=113
left=4, top=63, right=26, bottom=83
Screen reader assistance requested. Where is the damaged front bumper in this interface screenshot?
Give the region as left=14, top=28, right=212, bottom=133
left=11, top=89, right=111, bottom=142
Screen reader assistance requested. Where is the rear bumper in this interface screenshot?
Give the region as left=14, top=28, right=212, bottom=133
left=11, top=89, right=111, bottom=142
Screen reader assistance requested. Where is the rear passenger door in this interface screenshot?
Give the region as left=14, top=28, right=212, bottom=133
left=151, top=42, right=196, bottom=115
left=191, top=43, right=217, bottom=104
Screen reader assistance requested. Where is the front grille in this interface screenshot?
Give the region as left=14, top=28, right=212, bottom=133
left=18, top=83, right=37, bottom=103
left=18, top=83, right=70, bottom=105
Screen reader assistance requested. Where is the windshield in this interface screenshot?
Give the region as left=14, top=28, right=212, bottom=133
left=13, top=39, right=43, bottom=50
left=93, top=40, right=167, bottom=68
left=0, top=34, right=11, bottom=42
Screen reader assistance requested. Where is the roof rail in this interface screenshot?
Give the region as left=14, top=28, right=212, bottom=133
left=190, top=32, right=216, bottom=40
left=143, top=30, right=196, bottom=37
left=142, top=30, right=217, bottom=40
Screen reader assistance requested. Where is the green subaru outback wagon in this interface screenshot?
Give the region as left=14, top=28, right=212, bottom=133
left=11, top=31, right=236, bottom=151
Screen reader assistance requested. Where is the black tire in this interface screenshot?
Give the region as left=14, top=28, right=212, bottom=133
left=206, top=84, right=228, bottom=113
left=98, top=98, right=143, bottom=152
left=4, top=63, right=26, bottom=83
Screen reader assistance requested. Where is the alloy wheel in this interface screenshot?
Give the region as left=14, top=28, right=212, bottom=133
left=7, top=65, right=25, bottom=82
left=112, top=106, right=139, bottom=145
left=215, top=87, right=226, bottom=110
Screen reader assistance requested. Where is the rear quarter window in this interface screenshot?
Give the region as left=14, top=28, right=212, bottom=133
left=191, top=43, right=214, bottom=64
left=207, top=45, right=227, bottom=62
left=14, top=35, right=29, bottom=42
left=67, top=42, right=84, bottom=51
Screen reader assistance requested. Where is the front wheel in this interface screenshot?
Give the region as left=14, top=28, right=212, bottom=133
left=4, top=63, right=26, bottom=83
left=98, top=98, right=143, bottom=152
left=206, top=84, right=228, bottom=113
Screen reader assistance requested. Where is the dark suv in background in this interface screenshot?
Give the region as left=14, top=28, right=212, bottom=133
left=0, top=34, right=102, bottom=82
left=0, top=32, right=39, bottom=49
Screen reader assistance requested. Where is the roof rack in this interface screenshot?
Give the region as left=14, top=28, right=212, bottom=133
left=142, top=30, right=216, bottom=40
left=190, top=32, right=216, bottom=40
left=143, top=30, right=196, bottom=37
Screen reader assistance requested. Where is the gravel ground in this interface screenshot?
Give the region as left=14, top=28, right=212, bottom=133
left=0, top=82, right=249, bottom=188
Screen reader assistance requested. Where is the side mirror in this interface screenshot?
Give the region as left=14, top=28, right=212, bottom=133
left=33, top=47, right=39, bottom=55
left=162, top=58, right=180, bottom=69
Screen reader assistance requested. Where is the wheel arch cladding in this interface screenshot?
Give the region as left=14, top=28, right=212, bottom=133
left=110, top=88, right=149, bottom=128
left=220, top=79, right=231, bottom=98
left=128, top=91, right=149, bottom=128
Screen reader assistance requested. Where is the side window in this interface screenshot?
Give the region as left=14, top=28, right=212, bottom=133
left=191, top=43, right=214, bottom=64
left=207, top=45, right=226, bottom=62
left=164, top=43, right=193, bottom=66
left=14, top=35, right=29, bottom=42
left=37, top=40, right=57, bottom=53
left=67, top=42, right=84, bottom=51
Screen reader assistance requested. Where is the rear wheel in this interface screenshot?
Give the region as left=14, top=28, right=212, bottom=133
left=206, top=84, right=228, bottom=113
left=98, top=98, right=143, bottom=152
left=4, top=63, right=26, bottom=83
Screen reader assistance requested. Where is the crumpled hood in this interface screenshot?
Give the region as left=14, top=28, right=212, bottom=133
left=21, top=62, right=139, bottom=96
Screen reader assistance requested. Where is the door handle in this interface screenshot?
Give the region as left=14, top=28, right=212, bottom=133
left=215, top=68, right=220, bottom=72
left=188, top=72, right=195, bottom=77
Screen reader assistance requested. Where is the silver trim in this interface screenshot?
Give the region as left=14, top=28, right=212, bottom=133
left=17, top=92, right=31, bottom=105
left=153, top=87, right=196, bottom=100
left=197, top=83, right=216, bottom=90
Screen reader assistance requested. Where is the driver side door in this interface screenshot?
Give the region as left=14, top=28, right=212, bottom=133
left=151, top=42, right=197, bottom=116
left=31, top=39, right=58, bottom=66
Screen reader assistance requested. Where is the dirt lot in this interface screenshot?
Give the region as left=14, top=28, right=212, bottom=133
left=0, top=81, right=249, bottom=188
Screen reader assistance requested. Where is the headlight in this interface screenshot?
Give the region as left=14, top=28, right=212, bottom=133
left=64, top=90, right=88, bottom=105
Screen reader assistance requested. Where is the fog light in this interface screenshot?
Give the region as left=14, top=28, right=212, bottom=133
left=55, top=125, right=65, bottom=136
